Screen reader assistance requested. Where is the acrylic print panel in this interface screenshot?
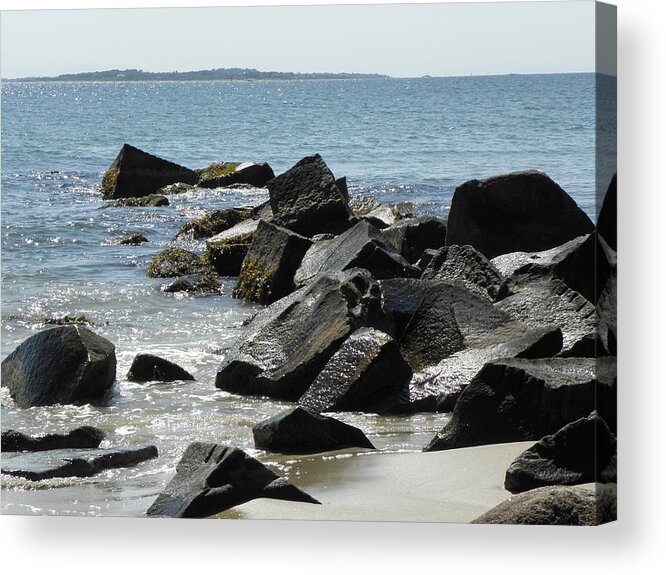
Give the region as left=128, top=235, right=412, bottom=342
left=0, top=1, right=616, bottom=524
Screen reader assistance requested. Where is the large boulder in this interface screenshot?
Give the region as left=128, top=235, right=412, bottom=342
left=299, top=327, right=412, bottom=414
left=204, top=218, right=259, bottom=277
left=294, top=220, right=420, bottom=288
left=100, top=144, right=197, bottom=200
left=253, top=407, right=375, bottom=453
left=267, top=154, right=353, bottom=236
left=175, top=208, right=252, bottom=241
left=381, top=216, right=447, bottom=264
left=495, top=276, right=601, bottom=356
left=2, top=426, right=106, bottom=452
left=423, top=357, right=616, bottom=452
left=471, top=484, right=617, bottom=525
left=146, top=443, right=319, bottom=518
left=446, top=171, right=594, bottom=259
left=596, top=174, right=617, bottom=251
left=232, top=220, right=312, bottom=304
left=492, top=233, right=610, bottom=304
left=596, top=243, right=617, bottom=356
left=126, top=353, right=195, bottom=383
left=504, top=412, right=617, bottom=493
left=146, top=247, right=209, bottom=278
left=421, top=244, right=503, bottom=301
left=197, top=161, right=275, bottom=189
left=1, top=445, right=158, bottom=481
left=1, top=326, right=117, bottom=408
left=216, top=269, right=392, bottom=401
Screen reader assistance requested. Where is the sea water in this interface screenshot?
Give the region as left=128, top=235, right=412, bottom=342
left=0, top=74, right=601, bottom=516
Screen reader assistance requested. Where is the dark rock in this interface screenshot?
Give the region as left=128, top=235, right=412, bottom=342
left=1, top=445, right=158, bottom=481
left=101, top=144, right=197, bottom=200
left=381, top=216, right=447, bottom=263
left=250, top=200, right=274, bottom=220
left=299, top=327, right=412, bottom=414
left=1, top=326, right=117, bottom=408
left=267, top=154, right=352, bottom=236
left=43, top=314, right=97, bottom=326
left=1, top=426, right=106, bottom=452
left=253, top=406, right=375, bottom=453
left=204, top=219, right=259, bottom=277
left=446, top=171, right=595, bottom=259
left=126, top=353, right=195, bottom=382
left=162, top=274, right=223, bottom=294
left=146, top=443, right=319, bottom=518
left=596, top=245, right=617, bottom=356
left=175, top=208, right=252, bottom=241
left=471, top=484, right=617, bottom=525
left=106, top=194, right=169, bottom=207
left=421, top=244, right=503, bottom=300
left=416, top=248, right=439, bottom=271
left=336, top=176, right=349, bottom=202
left=197, top=161, right=275, bottom=189
left=232, top=220, right=312, bottom=304
left=495, top=276, right=601, bottom=356
left=492, top=233, right=610, bottom=304
left=597, top=174, right=617, bottom=251
left=146, top=247, right=209, bottom=278
left=118, top=232, right=148, bottom=245
left=349, top=195, right=381, bottom=216
left=216, top=269, right=392, bottom=401
left=504, top=412, right=617, bottom=493
left=423, top=357, right=616, bottom=452
left=294, top=220, right=420, bottom=288
left=156, top=182, right=195, bottom=195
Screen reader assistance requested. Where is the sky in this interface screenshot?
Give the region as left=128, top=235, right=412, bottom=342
left=0, top=1, right=599, bottom=79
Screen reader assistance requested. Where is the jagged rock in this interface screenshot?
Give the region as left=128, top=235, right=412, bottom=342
left=126, top=353, right=195, bottom=382
left=1, top=326, right=116, bottom=408
left=416, top=248, right=438, bottom=271
left=423, top=357, right=616, bottom=452
left=216, top=269, right=392, bottom=400
left=146, top=247, right=209, bottom=278
left=118, top=232, right=148, bottom=245
left=232, top=220, right=312, bottom=304
left=349, top=195, right=381, bottom=216
left=1, top=426, right=106, bottom=452
left=106, top=194, right=169, bottom=207
left=175, top=208, right=252, bottom=240
left=156, top=182, right=195, bottom=195
left=504, top=412, right=617, bottom=493
left=336, top=176, right=349, bottom=202
left=146, top=443, right=319, bottom=518
left=197, top=161, right=275, bottom=189
left=381, top=216, right=447, bottom=263
left=422, top=244, right=503, bottom=300
left=597, top=174, right=617, bottom=251
left=471, top=483, right=617, bottom=525
left=294, top=220, right=420, bottom=288
left=492, top=233, right=610, bottom=303
left=446, top=171, right=594, bottom=259
left=162, top=274, right=223, bottom=294
left=267, top=154, right=352, bottom=236
left=597, top=244, right=617, bottom=356
left=495, top=276, right=601, bottom=356
left=100, top=144, right=197, bottom=199
left=1, top=445, right=158, bottom=481
left=253, top=407, right=375, bottom=453
left=299, top=327, right=412, bottom=414
left=204, top=219, right=259, bottom=276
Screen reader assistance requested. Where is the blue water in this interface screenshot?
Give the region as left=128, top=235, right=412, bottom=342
left=0, top=74, right=602, bottom=516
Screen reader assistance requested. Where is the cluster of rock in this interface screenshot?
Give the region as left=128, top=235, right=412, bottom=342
left=1, top=145, right=617, bottom=524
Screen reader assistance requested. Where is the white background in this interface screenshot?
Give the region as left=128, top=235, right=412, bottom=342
left=0, top=0, right=663, bottom=572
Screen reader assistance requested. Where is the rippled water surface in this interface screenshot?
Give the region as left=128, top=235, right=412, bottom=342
left=1, top=75, right=600, bottom=516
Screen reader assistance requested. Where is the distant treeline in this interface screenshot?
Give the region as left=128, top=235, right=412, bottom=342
left=9, top=68, right=389, bottom=82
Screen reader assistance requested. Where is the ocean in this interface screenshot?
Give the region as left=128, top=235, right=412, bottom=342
left=1, top=73, right=603, bottom=516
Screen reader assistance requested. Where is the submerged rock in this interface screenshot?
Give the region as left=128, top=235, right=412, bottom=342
left=162, top=274, right=223, bottom=294
left=175, top=208, right=252, bottom=241
left=299, top=327, right=412, bottom=414
left=106, top=194, right=169, bottom=207
left=381, top=215, right=447, bottom=263
left=146, top=443, right=319, bottom=518
left=1, top=426, right=106, bottom=452
left=126, top=354, right=195, bottom=383
left=471, top=483, right=617, bottom=525
left=446, top=171, right=594, bottom=259
left=216, top=269, right=392, bottom=401
left=423, top=357, right=616, bottom=452
left=1, top=445, right=158, bottom=481
left=504, top=412, right=617, bottom=493
left=1, top=325, right=117, bottom=408
left=156, top=182, right=195, bottom=195
left=197, top=161, right=274, bottom=189
left=101, top=144, right=197, bottom=200
left=267, top=154, right=352, bottom=236
left=146, top=247, right=209, bottom=278
left=118, top=232, right=149, bottom=245
left=253, top=407, right=375, bottom=453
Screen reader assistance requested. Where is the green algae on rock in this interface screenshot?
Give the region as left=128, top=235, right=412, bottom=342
left=232, top=260, right=275, bottom=303
left=176, top=208, right=252, bottom=241
left=146, top=247, right=210, bottom=278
